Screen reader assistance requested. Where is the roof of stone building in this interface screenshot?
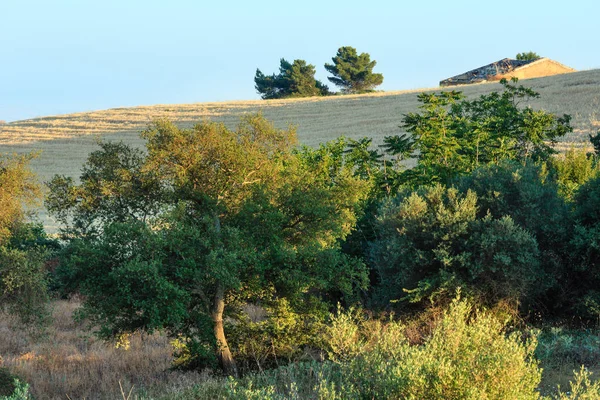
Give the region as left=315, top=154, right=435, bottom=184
left=440, top=58, right=535, bottom=86
left=439, top=57, right=576, bottom=86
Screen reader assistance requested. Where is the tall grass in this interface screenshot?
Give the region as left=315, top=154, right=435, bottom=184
left=3, top=298, right=600, bottom=398
left=0, top=299, right=210, bottom=400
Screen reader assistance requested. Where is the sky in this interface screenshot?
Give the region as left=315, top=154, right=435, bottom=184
left=1, top=0, right=599, bottom=122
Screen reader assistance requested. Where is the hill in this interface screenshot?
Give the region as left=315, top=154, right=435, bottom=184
left=1, top=69, right=599, bottom=230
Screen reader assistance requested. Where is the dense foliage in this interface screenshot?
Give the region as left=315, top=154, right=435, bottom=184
left=186, top=298, right=543, bottom=399
left=9, top=74, right=600, bottom=398
left=47, top=114, right=369, bottom=374
left=370, top=184, right=542, bottom=309
left=254, top=59, right=330, bottom=99
left=397, top=78, right=572, bottom=186
left=324, top=46, right=384, bottom=93
left=516, top=51, right=541, bottom=61
left=0, top=154, right=54, bottom=326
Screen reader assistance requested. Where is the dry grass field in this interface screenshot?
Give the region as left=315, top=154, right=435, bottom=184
left=0, top=299, right=210, bottom=399
left=1, top=300, right=598, bottom=399
left=1, top=68, right=599, bottom=230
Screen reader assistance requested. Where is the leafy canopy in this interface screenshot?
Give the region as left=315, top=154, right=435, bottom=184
left=255, top=59, right=330, bottom=100
left=0, top=153, right=53, bottom=325
left=0, top=153, right=40, bottom=244
left=516, top=51, right=541, bottom=61
left=370, top=184, right=542, bottom=308
left=397, top=78, right=572, bottom=186
left=325, top=46, right=383, bottom=94
left=48, top=114, right=369, bottom=374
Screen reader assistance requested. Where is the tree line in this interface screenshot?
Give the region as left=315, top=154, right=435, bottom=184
left=254, top=46, right=384, bottom=99
left=4, top=78, right=600, bottom=378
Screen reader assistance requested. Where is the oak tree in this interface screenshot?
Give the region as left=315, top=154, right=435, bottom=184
left=48, top=114, right=369, bottom=374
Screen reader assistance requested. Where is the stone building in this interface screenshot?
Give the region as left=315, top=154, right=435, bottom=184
left=440, top=57, right=575, bottom=87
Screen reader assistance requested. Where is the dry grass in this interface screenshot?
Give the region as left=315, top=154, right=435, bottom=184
left=0, top=299, right=209, bottom=400
left=1, top=69, right=599, bottom=231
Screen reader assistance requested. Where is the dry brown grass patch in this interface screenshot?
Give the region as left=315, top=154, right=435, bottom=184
left=0, top=299, right=209, bottom=400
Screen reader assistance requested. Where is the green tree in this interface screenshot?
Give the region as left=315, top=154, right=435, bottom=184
left=48, top=114, right=369, bottom=374
left=325, top=46, right=383, bottom=93
left=0, top=153, right=52, bottom=325
left=254, top=59, right=330, bottom=100
left=46, top=141, right=164, bottom=237
left=516, top=51, right=541, bottom=61
left=369, top=184, right=542, bottom=309
left=397, top=78, right=572, bottom=186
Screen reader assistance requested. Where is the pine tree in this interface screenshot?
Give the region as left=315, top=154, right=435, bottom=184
left=255, top=59, right=330, bottom=99
left=325, top=46, right=383, bottom=93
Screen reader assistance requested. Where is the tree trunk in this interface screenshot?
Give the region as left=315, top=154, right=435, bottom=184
left=213, top=282, right=238, bottom=377
left=211, top=213, right=238, bottom=376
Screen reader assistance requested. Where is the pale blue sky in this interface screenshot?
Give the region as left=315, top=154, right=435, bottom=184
left=1, top=0, right=598, bottom=122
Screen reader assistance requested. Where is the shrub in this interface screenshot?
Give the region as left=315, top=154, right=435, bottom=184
left=370, top=184, right=543, bottom=309
left=536, top=327, right=600, bottom=369
left=456, top=161, right=570, bottom=252
left=456, top=161, right=572, bottom=313
left=0, top=246, right=50, bottom=326
left=0, top=368, right=30, bottom=399
left=370, top=185, right=477, bottom=306
left=0, top=368, right=17, bottom=397
left=548, top=148, right=600, bottom=202
left=336, top=297, right=541, bottom=399
left=211, top=297, right=542, bottom=399
left=227, top=298, right=327, bottom=373
left=551, top=366, right=600, bottom=399
left=569, top=175, right=600, bottom=318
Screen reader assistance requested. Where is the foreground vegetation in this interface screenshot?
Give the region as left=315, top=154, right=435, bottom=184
left=2, top=298, right=600, bottom=399
left=3, top=78, right=600, bottom=398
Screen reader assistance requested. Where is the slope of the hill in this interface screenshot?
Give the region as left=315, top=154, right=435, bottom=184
left=1, top=69, right=599, bottom=230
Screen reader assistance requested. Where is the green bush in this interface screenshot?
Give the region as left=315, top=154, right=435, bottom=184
left=456, top=161, right=570, bottom=255
left=0, top=369, right=30, bottom=400
left=456, top=161, right=572, bottom=313
left=551, top=366, right=600, bottom=399
left=548, top=148, right=600, bottom=202
left=370, top=185, right=478, bottom=306
left=0, top=246, right=50, bottom=326
left=569, top=175, right=600, bottom=318
left=0, top=369, right=17, bottom=397
left=536, top=327, right=600, bottom=369
left=336, top=297, right=541, bottom=399
left=206, top=297, right=541, bottom=399
left=227, top=298, right=326, bottom=373
left=370, top=184, right=543, bottom=309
